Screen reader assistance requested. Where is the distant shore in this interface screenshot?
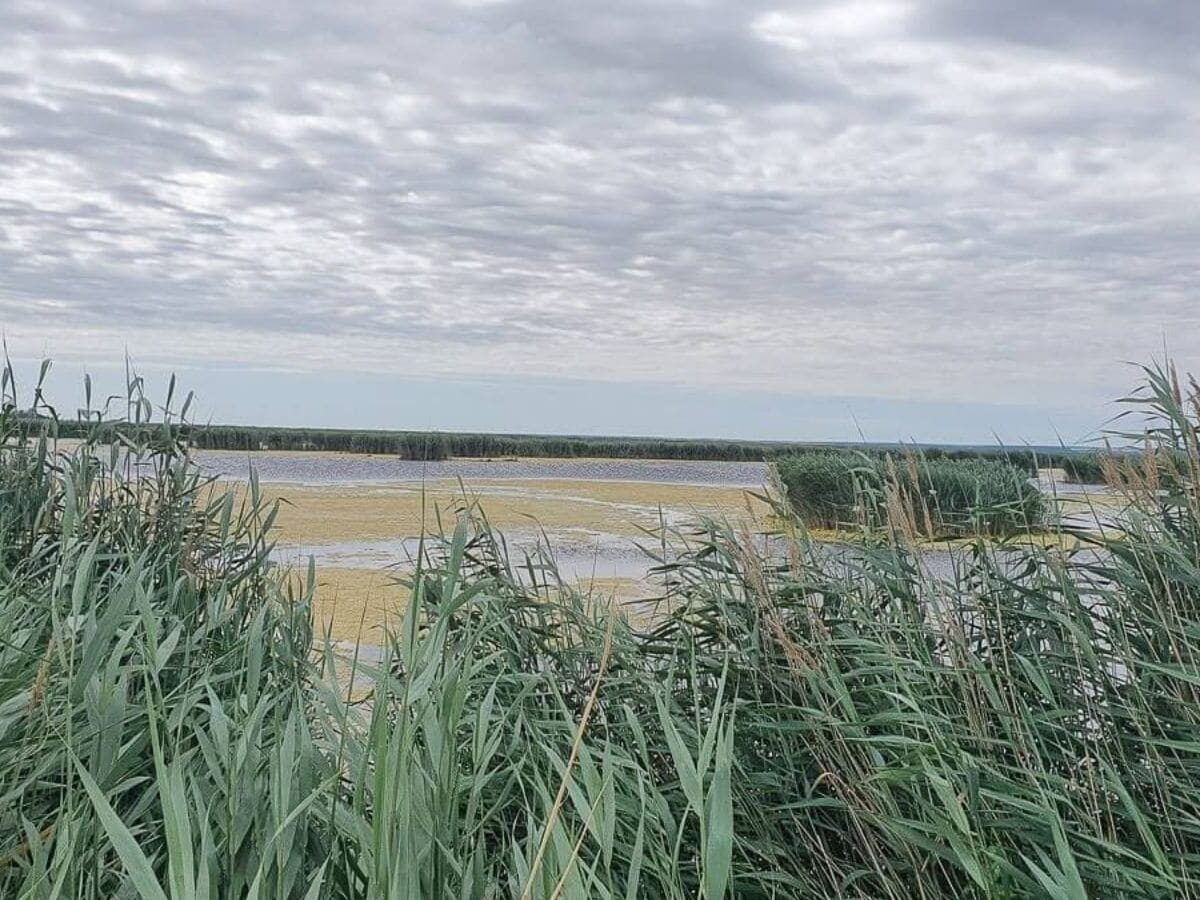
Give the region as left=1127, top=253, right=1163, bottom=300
left=40, top=416, right=1100, bottom=469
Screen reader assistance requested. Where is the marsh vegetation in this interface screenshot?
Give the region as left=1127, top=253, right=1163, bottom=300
left=1, top=361, right=1197, bottom=897
left=774, top=450, right=1046, bottom=536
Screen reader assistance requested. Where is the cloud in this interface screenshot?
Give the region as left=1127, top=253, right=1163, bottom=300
left=0, top=0, right=1196, bottom=413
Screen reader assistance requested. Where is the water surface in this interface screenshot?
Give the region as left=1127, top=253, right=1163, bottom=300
left=195, top=451, right=768, bottom=487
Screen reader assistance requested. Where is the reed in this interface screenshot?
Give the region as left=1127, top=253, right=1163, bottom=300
left=1060, top=451, right=1109, bottom=484
left=1, top=359, right=1198, bottom=898
left=773, top=449, right=1046, bottom=536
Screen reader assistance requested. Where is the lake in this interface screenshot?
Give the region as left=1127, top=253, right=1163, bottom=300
left=194, top=450, right=767, bottom=487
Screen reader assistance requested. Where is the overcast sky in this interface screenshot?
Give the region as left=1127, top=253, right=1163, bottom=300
left=1, top=0, right=1197, bottom=442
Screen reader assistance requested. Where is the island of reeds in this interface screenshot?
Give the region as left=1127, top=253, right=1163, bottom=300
left=1, top=360, right=1198, bottom=897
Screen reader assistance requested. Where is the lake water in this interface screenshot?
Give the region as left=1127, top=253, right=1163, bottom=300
left=273, top=529, right=1042, bottom=593
left=195, top=451, right=768, bottom=488
left=200, top=450, right=1108, bottom=496
left=273, top=529, right=662, bottom=583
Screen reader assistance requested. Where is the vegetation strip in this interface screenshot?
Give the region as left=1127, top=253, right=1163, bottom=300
left=40, top=414, right=1111, bottom=477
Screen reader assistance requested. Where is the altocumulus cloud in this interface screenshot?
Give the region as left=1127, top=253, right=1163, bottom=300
left=0, top=0, right=1197, bottom=412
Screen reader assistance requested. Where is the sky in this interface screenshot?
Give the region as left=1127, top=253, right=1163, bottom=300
left=1, top=0, right=1197, bottom=444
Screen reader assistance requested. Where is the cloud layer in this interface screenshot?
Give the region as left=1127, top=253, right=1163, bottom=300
left=1, top=0, right=1197, bottom=411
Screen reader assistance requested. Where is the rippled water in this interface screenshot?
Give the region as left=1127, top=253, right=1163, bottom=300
left=196, top=451, right=767, bottom=488
left=273, top=529, right=1036, bottom=591
left=274, top=529, right=660, bottom=582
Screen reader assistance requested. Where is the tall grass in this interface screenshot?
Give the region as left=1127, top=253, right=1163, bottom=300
left=2, top=359, right=1200, bottom=898
left=1060, top=452, right=1110, bottom=484
left=774, top=450, right=1046, bottom=536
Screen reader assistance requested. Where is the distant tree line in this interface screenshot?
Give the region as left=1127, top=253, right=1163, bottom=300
left=188, top=425, right=452, bottom=460
left=33, top=415, right=1114, bottom=480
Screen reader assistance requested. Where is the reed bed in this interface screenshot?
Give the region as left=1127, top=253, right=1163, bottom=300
left=774, top=450, right=1046, bottom=536
left=1060, top=452, right=1110, bottom=484
left=1, top=360, right=1199, bottom=898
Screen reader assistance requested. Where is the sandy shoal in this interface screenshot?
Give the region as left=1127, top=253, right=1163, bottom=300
left=252, top=478, right=767, bottom=546
left=258, top=477, right=767, bottom=642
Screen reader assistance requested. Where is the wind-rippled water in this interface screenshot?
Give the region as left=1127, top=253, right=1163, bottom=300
left=195, top=451, right=768, bottom=488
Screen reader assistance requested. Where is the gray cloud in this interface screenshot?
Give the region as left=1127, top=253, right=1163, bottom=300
left=0, top=0, right=1196, bottom=409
